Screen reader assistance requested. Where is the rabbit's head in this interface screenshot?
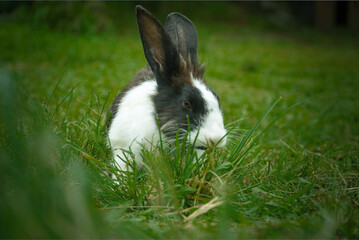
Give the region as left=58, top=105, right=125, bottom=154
left=136, top=6, right=227, bottom=149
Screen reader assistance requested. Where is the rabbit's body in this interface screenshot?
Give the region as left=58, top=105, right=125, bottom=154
left=108, top=67, right=159, bottom=164
left=107, top=6, right=227, bottom=170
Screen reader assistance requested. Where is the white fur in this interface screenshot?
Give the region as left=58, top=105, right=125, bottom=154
left=191, top=79, right=227, bottom=148
left=108, top=79, right=227, bottom=171
left=108, top=80, right=159, bottom=170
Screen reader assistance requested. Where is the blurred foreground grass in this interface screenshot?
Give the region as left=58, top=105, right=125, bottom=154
left=1, top=2, right=359, bottom=238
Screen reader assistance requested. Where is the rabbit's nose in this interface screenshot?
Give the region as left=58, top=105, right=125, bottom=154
left=207, top=134, right=227, bottom=148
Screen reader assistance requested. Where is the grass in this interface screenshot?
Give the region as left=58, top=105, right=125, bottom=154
left=1, top=4, right=359, bottom=238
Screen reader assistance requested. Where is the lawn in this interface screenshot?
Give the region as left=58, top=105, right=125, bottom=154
left=1, top=3, right=359, bottom=238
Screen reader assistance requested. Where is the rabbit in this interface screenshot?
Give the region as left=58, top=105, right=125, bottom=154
left=107, top=5, right=227, bottom=171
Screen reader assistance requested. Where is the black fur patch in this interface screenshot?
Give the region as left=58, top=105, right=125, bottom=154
left=153, top=83, right=208, bottom=138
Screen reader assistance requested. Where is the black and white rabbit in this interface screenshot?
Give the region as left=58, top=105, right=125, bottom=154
left=107, top=6, right=227, bottom=170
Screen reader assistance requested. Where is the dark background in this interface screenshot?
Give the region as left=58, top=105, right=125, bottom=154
left=1, top=1, right=358, bottom=33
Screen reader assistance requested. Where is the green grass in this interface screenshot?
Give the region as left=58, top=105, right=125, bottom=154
left=1, top=5, right=359, bottom=238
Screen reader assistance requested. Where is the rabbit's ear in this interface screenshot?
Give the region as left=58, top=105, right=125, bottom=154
left=136, top=6, right=181, bottom=86
left=165, top=12, right=199, bottom=66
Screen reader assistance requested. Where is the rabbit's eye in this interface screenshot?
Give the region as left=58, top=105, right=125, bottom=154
left=183, top=100, right=192, bottom=111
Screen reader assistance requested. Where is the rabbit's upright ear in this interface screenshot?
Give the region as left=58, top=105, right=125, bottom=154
left=165, top=12, right=199, bottom=66
left=136, top=6, right=181, bottom=85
